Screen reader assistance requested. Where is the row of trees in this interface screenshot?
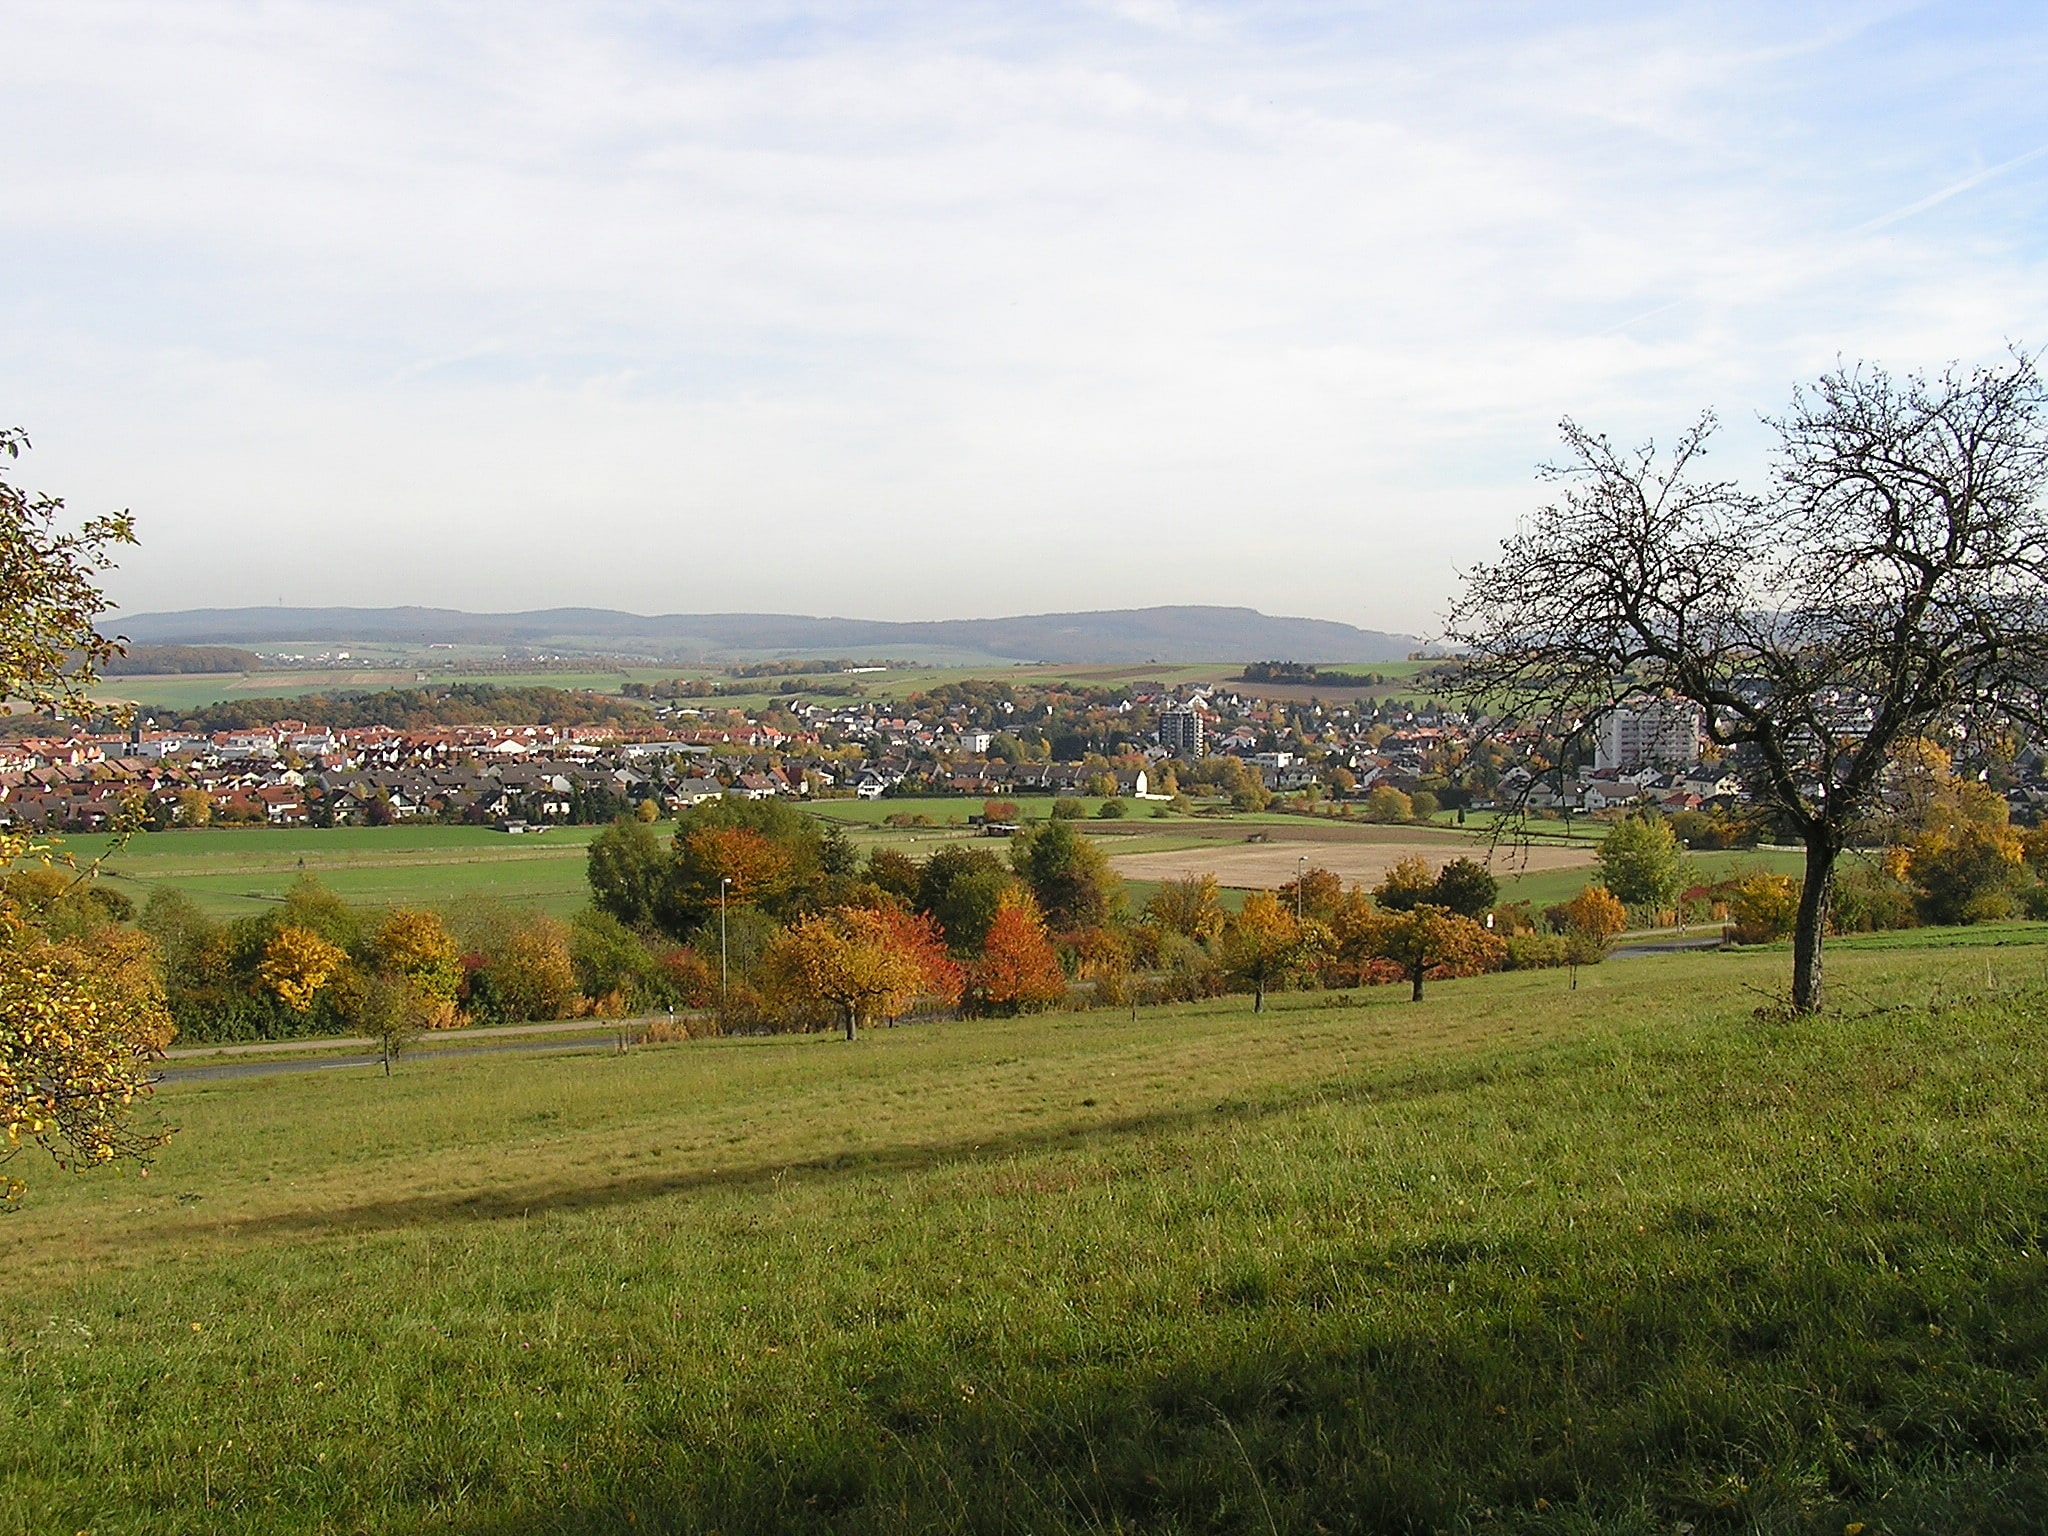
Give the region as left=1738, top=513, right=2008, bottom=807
left=136, top=877, right=729, bottom=1052
left=583, top=794, right=1635, bottom=1029
left=586, top=800, right=1104, bottom=1031
left=1191, top=857, right=1623, bottom=1007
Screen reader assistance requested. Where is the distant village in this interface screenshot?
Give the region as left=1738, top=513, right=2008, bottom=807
left=4, top=670, right=2034, bottom=834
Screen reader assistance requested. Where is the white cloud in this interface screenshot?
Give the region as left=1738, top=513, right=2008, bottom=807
left=3, top=0, right=2045, bottom=635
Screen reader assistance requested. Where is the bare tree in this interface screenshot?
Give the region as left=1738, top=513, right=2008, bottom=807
left=1448, top=354, right=2048, bottom=1012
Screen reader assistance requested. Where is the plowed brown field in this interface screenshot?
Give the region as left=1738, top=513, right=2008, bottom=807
left=1108, top=837, right=1595, bottom=891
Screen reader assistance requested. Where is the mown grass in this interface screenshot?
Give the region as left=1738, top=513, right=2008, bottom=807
left=5, top=946, right=2047, bottom=1533
left=67, top=826, right=610, bottom=918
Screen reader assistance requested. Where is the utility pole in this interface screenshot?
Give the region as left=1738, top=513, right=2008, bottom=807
left=1295, top=854, right=1307, bottom=923
left=719, top=876, right=731, bottom=1004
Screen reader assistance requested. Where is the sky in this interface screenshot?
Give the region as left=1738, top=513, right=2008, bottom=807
left=4, top=1, right=2046, bottom=637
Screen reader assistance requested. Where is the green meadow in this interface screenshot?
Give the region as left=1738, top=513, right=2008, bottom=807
left=6, top=940, right=2048, bottom=1532
left=1487, top=846, right=1809, bottom=910
left=90, top=669, right=691, bottom=714
left=68, top=825, right=610, bottom=919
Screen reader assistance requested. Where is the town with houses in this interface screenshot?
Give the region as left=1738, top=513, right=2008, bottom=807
left=1, top=675, right=2035, bottom=834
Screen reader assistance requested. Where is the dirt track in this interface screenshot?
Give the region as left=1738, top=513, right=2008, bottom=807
left=1108, top=838, right=1595, bottom=891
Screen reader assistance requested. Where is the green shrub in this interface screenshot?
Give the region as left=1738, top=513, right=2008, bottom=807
left=1504, top=933, right=1567, bottom=970
left=1830, top=860, right=1918, bottom=933
left=1729, top=874, right=1800, bottom=943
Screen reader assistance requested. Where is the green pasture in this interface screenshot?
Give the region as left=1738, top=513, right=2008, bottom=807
left=805, top=796, right=1020, bottom=827
left=1491, top=845, right=1810, bottom=910
left=1437, top=809, right=1609, bottom=843
left=7, top=943, right=2048, bottom=1531
left=91, top=667, right=695, bottom=714
left=810, top=796, right=1200, bottom=830
left=65, top=825, right=609, bottom=919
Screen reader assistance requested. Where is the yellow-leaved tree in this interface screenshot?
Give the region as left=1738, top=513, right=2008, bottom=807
left=258, top=925, right=349, bottom=1013
left=372, top=908, right=463, bottom=1027
left=0, top=428, right=173, bottom=1199
left=1142, top=872, right=1227, bottom=942
left=1221, top=891, right=1332, bottom=1012
left=767, top=908, right=925, bottom=1041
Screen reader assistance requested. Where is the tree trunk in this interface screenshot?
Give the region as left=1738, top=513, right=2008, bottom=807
left=844, top=1007, right=858, bottom=1042
left=1791, top=834, right=1840, bottom=1014
left=1253, top=980, right=1265, bottom=1013
left=1410, top=960, right=1424, bottom=1002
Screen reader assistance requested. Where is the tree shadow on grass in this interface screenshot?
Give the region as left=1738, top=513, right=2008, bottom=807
left=219, top=1054, right=1538, bottom=1244
left=424, top=1236, right=2048, bottom=1536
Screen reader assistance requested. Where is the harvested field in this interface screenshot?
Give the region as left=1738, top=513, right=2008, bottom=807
left=1108, top=835, right=1596, bottom=890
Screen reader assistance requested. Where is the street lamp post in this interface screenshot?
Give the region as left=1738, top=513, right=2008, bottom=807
left=719, top=876, right=731, bottom=1004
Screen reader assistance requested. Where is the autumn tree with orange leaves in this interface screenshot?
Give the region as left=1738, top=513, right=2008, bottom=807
left=1358, top=905, right=1507, bottom=1002
left=768, top=909, right=926, bottom=1040
left=971, top=892, right=1067, bottom=1015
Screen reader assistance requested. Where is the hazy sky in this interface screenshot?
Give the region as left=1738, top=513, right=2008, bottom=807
left=5, top=2, right=2046, bottom=635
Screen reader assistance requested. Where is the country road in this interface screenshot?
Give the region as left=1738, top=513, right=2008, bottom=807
left=157, top=1031, right=634, bottom=1083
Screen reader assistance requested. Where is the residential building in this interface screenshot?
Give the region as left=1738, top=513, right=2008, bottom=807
left=1595, top=699, right=1703, bottom=772
left=1158, top=702, right=1205, bottom=758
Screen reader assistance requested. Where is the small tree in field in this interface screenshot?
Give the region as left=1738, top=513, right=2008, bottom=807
left=1549, top=884, right=1628, bottom=986
left=1451, top=354, right=2048, bottom=1011
left=1221, top=892, right=1330, bottom=1012
left=1363, top=905, right=1506, bottom=1002
left=356, top=974, right=432, bottom=1076
left=1597, top=816, right=1686, bottom=915
left=1551, top=884, right=1628, bottom=946
left=768, top=909, right=923, bottom=1041
left=372, top=909, right=462, bottom=1026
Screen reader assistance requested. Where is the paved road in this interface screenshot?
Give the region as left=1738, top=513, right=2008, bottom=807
left=1610, top=935, right=1727, bottom=959
left=158, top=1033, right=631, bottom=1084
left=162, top=1014, right=689, bottom=1060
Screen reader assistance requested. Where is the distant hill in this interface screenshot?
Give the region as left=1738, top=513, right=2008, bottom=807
left=113, top=606, right=1420, bottom=665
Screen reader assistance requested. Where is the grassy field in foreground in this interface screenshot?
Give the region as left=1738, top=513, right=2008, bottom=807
left=6, top=945, right=2048, bottom=1533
